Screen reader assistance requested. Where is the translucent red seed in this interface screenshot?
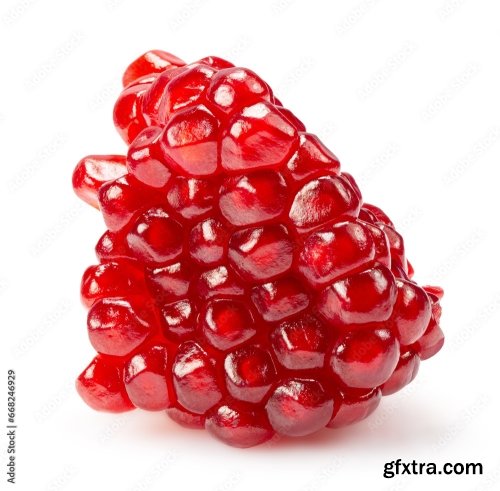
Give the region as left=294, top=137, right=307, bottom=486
left=74, top=51, right=444, bottom=447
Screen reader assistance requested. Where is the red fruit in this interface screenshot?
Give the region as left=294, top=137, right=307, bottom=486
left=161, top=299, right=196, bottom=339
left=73, top=155, right=127, bottom=208
left=167, top=406, right=205, bottom=429
left=127, top=127, right=171, bottom=188
left=161, top=105, right=219, bottom=176
left=189, top=219, right=227, bottom=266
left=122, top=50, right=185, bottom=87
left=74, top=51, right=444, bottom=447
left=224, top=346, right=276, bottom=403
left=298, top=220, right=376, bottom=289
left=113, top=83, right=149, bottom=144
left=229, top=225, right=294, bottom=282
left=163, top=65, right=216, bottom=115
left=327, top=388, right=381, bottom=428
left=381, top=350, right=420, bottom=396
left=206, top=401, right=274, bottom=448
left=80, top=261, right=145, bottom=308
left=270, top=314, right=328, bottom=370
left=330, top=328, right=400, bottom=388
left=265, top=379, right=333, bottom=437
left=197, top=266, right=245, bottom=299
left=166, top=176, right=215, bottom=219
left=126, top=207, right=183, bottom=264
left=124, top=345, right=171, bottom=410
left=145, top=262, right=192, bottom=303
left=76, top=356, right=134, bottom=413
left=251, top=277, right=310, bottom=322
left=172, top=341, right=222, bottom=414
left=98, top=175, right=157, bottom=232
left=415, top=318, right=445, bottom=360
left=287, top=133, right=340, bottom=180
left=289, top=175, right=361, bottom=231
left=391, top=280, right=432, bottom=345
left=221, top=102, right=298, bottom=171
left=87, top=298, right=152, bottom=356
left=318, top=265, right=397, bottom=327
left=201, top=299, right=256, bottom=351
left=207, top=67, right=272, bottom=116
left=219, top=171, right=287, bottom=226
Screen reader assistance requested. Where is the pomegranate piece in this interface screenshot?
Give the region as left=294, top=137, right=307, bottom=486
left=74, top=50, right=444, bottom=447
left=228, top=225, right=294, bottom=282
left=122, top=50, right=185, bottom=87
left=224, top=346, right=276, bottom=403
left=265, top=379, right=333, bottom=437
left=73, top=155, right=127, bottom=209
left=76, top=356, right=134, bottom=413
left=329, top=328, right=400, bottom=388
left=221, top=102, right=298, bottom=171
left=172, top=341, right=222, bottom=414
left=327, top=388, right=381, bottom=428
left=124, top=345, right=171, bottom=410
left=206, top=401, right=274, bottom=448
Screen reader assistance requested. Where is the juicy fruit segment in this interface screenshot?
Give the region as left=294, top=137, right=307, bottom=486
left=74, top=50, right=444, bottom=447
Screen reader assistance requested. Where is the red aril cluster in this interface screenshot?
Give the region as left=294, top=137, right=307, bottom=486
left=73, top=50, right=444, bottom=448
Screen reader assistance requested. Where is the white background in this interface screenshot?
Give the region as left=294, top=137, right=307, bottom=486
left=1, top=0, right=499, bottom=490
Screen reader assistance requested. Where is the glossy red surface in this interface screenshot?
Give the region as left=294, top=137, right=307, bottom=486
left=74, top=50, right=444, bottom=447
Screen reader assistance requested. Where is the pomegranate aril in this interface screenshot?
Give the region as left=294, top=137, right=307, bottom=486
left=206, top=401, right=274, bottom=448
left=224, top=346, right=276, bottom=403
left=113, top=83, right=149, bottom=145
left=298, top=220, right=376, bottom=289
left=318, top=265, right=397, bottom=326
left=162, top=64, right=216, bottom=115
left=271, top=314, right=328, bottom=370
left=166, top=176, right=215, bottom=220
left=265, top=379, right=333, bottom=437
left=207, top=67, right=272, bottom=115
left=95, top=231, right=131, bottom=261
left=327, top=388, right=381, bottom=428
left=161, top=299, right=196, bottom=339
left=80, top=261, right=145, bottom=308
left=221, top=102, right=298, bottom=171
left=392, top=279, right=432, bottom=345
left=381, top=350, right=420, bottom=396
left=196, top=56, right=234, bottom=70
left=330, top=327, right=400, bottom=389
left=76, top=356, right=134, bottom=413
left=127, top=126, right=171, bottom=188
left=166, top=406, right=205, bottom=429
left=122, top=50, right=185, bottom=88
left=201, top=299, right=256, bottom=351
left=277, top=106, right=306, bottom=132
left=251, top=277, right=310, bottom=322
left=75, top=50, right=444, bottom=447
left=415, top=318, right=444, bottom=360
left=197, top=266, right=245, bottom=299
left=287, top=133, right=340, bottom=180
left=289, top=175, right=361, bottom=232
left=228, top=225, right=294, bottom=282
left=161, top=105, right=219, bottom=176
left=141, top=66, right=187, bottom=124
left=219, top=171, right=288, bottom=226
left=98, top=175, right=156, bottom=232
left=145, top=262, right=192, bottom=303
left=72, top=155, right=127, bottom=209
left=126, top=207, right=183, bottom=264
left=124, top=345, right=171, bottom=410
left=189, top=218, right=227, bottom=266
left=87, top=298, right=152, bottom=356
left=172, top=341, right=222, bottom=414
